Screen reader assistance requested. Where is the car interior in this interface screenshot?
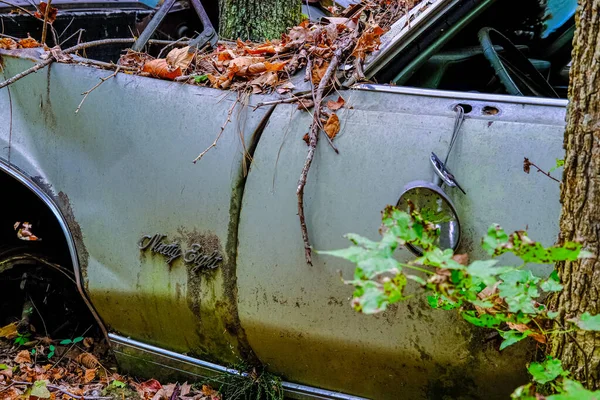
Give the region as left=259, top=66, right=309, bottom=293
left=375, top=0, right=577, bottom=98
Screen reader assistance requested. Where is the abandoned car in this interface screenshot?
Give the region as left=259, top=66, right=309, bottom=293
left=0, top=0, right=577, bottom=398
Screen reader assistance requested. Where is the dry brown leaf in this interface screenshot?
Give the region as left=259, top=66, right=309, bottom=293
left=82, top=337, right=94, bottom=348
left=83, top=368, right=96, bottom=383
left=217, top=50, right=235, bottom=61
left=166, top=46, right=194, bottom=71
left=49, top=46, right=72, bottom=62
left=311, top=61, right=329, bottom=84
left=303, top=133, right=310, bottom=145
left=142, top=59, right=182, bottom=80
left=119, top=50, right=152, bottom=69
left=34, top=1, right=58, bottom=23
left=179, top=382, right=191, bottom=397
left=326, top=96, right=345, bottom=111
left=249, top=71, right=278, bottom=93
left=276, top=81, right=295, bottom=94
left=0, top=322, right=18, bottom=339
left=0, top=368, right=13, bottom=379
left=230, top=56, right=265, bottom=69
left=18, top=37, right=41, bottom=48
left=507, top=322, right=547, bottom=344
left=244, top=43, right=276, bottom=55
left=264, top=61, right=287, bottom=72
left=247, top=62, right=267, bottom=75
left=201, top=385, right=220, bottom=399
left=75, top=352, right=98, bottom=369
left=324, top=113, right=340, bottom=140
left=297, top=98, right=315, bottom=110
left=0, top=38, right=17, bottom=50
left=452, top=253, right=469, bottom=266
left=14, top=350, right=31, bottom=364
left=352, top=25, right=386, bottom=60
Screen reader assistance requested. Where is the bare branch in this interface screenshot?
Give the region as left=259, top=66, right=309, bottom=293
left=40, top=0, right=52, bottom=45
left=297, top=35, right=355, bottom=264
left=251, top=92, right=312, bottom=109
left=523, top=157, right=561, bottom=183
left=75, top=66, right=120, bottom=113
left=193, top=96, right=239, bottom=163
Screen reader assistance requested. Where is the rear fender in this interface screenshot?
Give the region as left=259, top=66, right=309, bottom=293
left=0, top=158, right=108, bottom=340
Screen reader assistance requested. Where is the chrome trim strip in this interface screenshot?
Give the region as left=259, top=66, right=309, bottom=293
left=109, top=333, right=366, bottom=400
left=364, top=0, right=457, bottom=78
left=353, top=84, right=569, bottom=107
left=0, top=158, right=109, bottom=341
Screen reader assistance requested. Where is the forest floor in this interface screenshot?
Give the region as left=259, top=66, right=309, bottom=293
left=0, top=327, right=226, bottom=400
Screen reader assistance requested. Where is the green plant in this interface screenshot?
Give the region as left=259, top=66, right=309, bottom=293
left=110, top=380, right=126, bottom=388
left=321, top=205, right=600, bottom=397
left=205, top=363, right=284, bottom=400
left=14, top=333, right=30, bottom=346
left=59, top=337, right=84, bottom=345
left=46, top=345, right=55, bottom=359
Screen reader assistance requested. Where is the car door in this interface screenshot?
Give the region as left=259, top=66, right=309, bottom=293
left=237, top=86, right=566, bottom=399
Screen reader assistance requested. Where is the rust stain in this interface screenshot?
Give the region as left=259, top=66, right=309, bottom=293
left=40, top=64, right=56, bottom=129
left=56, top=191, right=90, bottom=286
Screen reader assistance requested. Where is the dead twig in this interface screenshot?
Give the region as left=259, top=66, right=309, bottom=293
left=523, top=157, right=560, bottom=183
left=0, top=32, right=19, bottom=40
left=71, top=56, right=137, bottom=71
left=0, top=37, right=194, bottom=91
left=252, top=92, right=312, bottom=109
left=0, top=0, right=36, bottom=18
left=297, top=36, right=355, bottom=265
left=40, top=0, right=52, bottom=45
left=193, top=95, right=239, bottom=163
left=0, top=38, right=134, bottom=90
left=75, top=66, right=120, bottom=113
left=157, top=35, right=190, bottom=58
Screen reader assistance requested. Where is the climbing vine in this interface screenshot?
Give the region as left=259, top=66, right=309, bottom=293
left=321, top=206, right=600, bottom=398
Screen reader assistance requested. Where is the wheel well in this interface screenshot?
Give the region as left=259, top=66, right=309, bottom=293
left=0, top=172, right=72, bottom=266
left=0, top=170, right=103, bottom=339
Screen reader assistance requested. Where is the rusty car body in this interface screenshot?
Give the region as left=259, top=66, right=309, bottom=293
left=0, top=0, right=577, bottom=398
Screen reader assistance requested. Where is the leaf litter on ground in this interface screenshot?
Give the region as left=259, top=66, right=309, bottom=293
left=0, top=328, right=222, bottom=400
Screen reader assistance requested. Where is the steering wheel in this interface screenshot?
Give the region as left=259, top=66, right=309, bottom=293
left=478, top=27, right=559, bottom=98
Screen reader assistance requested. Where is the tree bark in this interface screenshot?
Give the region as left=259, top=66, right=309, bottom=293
left=218, top=0, right=302, bottom=41
left=550, top=0, right=600, bottom=388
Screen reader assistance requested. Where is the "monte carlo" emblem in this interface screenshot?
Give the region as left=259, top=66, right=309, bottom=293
left=138, top=233, right=223, bottom=272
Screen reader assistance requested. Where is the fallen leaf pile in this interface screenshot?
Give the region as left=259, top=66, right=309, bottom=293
left=113, top=0, right=407, bottom=95
left=0, top=328, right=222, bottom=400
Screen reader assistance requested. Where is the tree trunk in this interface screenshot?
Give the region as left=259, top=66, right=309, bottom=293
left=218, top=0, right=302, bottom=41
left=550, top=0, right=600, bottom=388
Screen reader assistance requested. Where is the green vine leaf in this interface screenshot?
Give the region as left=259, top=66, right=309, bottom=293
left=482, top=224, right=509, bottom=256
left=541, top=278, right=563, bottom=292
left=547, top=379, right=600, bottom=399
left=461, top=311, right=506, bottom=328
left=498, top=270, right=541, bottom=314
left=499, top=330, right=530, bottom=350
left=528, top=357, right=568, bottom=384
left=571, top=312, right=600, bottom=331
left=549, top=158, right=564, bottom=173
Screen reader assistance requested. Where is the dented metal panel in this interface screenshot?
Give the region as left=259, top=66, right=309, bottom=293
left=0, top=54, right=271, bottom=365
left=236, top=88, right=565, bottom=399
